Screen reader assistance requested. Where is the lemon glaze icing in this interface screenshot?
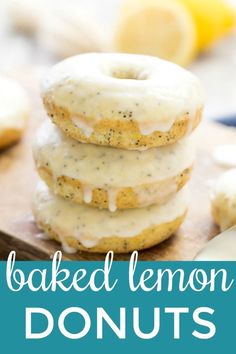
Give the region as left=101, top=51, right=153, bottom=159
left=33, top=181, right=189, bottom=252
left=41, top=53, right=204, bottom=137
left=33, top=121, right=195, bottom=211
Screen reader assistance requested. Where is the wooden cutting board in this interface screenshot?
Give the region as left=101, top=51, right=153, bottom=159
left=0, top=87, right=235, bottom=260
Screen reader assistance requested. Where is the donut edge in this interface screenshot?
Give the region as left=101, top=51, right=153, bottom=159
left=43, top=97, right=202, bottom=149
left=37, top=165, right=192, bottom=210
left=35, top=212, right=187, bottom=253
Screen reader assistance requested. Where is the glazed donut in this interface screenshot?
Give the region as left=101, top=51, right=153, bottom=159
left=33, top=181, right=189, bottom=253
left=33, top=121, right=195, bottom=211
left=0, top=76, right=30, bottom=150
left=211, top=169, right=236, bottom=231
left=41, top=53, right=204, bottom=150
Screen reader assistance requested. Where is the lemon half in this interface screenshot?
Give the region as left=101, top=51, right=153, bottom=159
left=178, top=0, right=236, bottom=50
left=114, top=0, right=197, bottom=66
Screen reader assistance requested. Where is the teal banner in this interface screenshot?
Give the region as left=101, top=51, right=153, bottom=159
left=0, top=252, right=235, bottom=353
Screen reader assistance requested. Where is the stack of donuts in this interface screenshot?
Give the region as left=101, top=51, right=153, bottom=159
left=33, top=53, right=204, bottom=254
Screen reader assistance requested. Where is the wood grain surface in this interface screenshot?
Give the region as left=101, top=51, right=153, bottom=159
left=0, top=89, right=235, bottom=260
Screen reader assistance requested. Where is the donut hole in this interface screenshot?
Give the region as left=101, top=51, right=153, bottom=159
left=111, top=68, right=147, bottom=80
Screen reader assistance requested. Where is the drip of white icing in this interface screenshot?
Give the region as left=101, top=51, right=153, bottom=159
left=71, top=115, right=94, bottom=138
left=138, top=119, right=177, bottom=136
left=213, top=144, right=236, bottom=168
left=107, top=189, right=118, bottom=212
left=36, top=232, right=50, bottom=240
left=83, top=185, right=93, bottom=204
left=50, top=224, right=77, bottom=254
left=79, top=237, right=98, bottom=249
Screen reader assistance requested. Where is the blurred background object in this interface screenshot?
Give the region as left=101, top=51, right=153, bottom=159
left=179, top=0, right=235, bottom=50
left=0, top=75, right=30, bottom=150
left=8, top=0, right=46, bottom=34
left=115, top=0, right=235, bottom=66
left=36, top=0, right=109, bottom=59
left=114, top=0, right=198, bottom=67
left=0, top=0, right=236, bottom=122
left=194, top=226, right=236, bottom=260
